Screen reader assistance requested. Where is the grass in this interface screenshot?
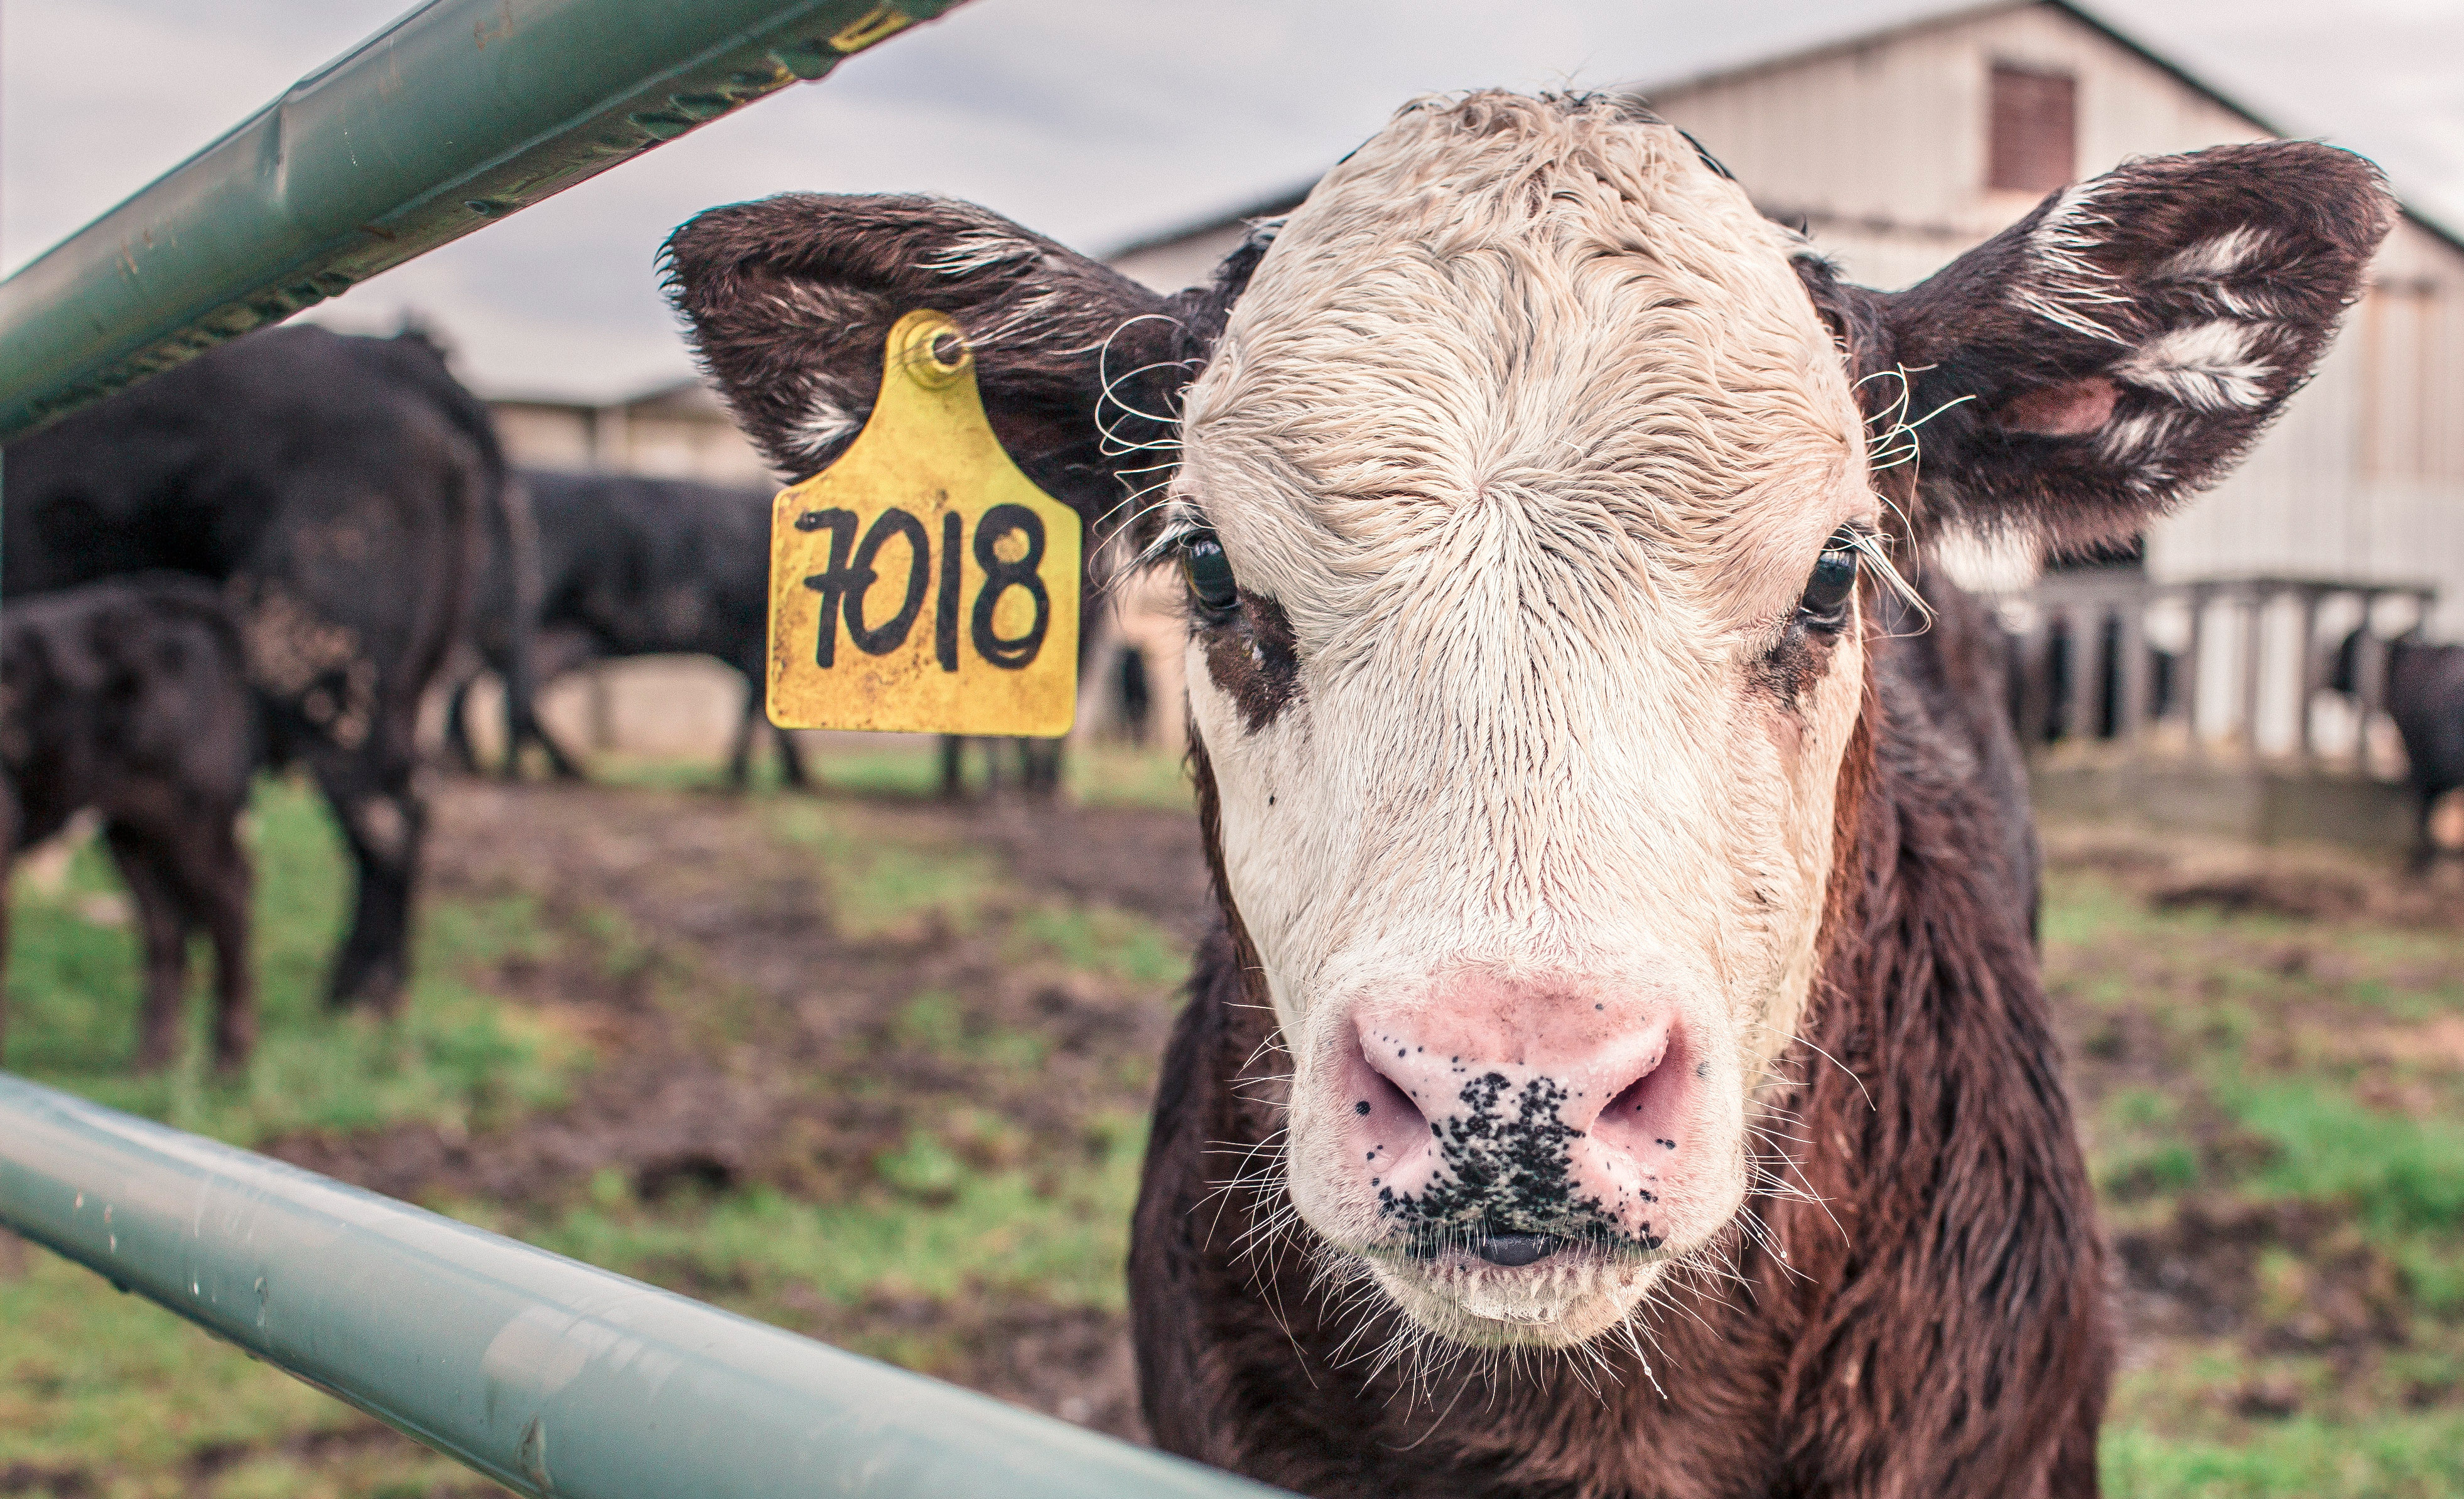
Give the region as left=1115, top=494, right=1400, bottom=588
left=2039, top=858, right=2464, bottom=1496
left=5, top=776, right=586, bottom=1147
left=0, top=760, right=1192, bottom=1493
left=587, top=733, right=1194, bottom=812
left=11, top=778, right=2464, bottom=1495
left=2103, top=1413, right=2464, bottom=1498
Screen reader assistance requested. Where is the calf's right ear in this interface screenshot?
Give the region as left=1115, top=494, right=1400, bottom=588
left=661, top=194, right=1208, bottom=530
left=1856, top=141, right=2396, bottom=556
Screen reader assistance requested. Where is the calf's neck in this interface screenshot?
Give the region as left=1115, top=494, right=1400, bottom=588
left=665, top=93, right=2390, bottom=1496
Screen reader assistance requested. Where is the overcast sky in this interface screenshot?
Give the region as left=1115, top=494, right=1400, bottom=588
left=7, top=0, right=2461, bottom=401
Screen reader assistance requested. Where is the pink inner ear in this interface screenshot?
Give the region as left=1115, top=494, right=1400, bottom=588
left=1997, top=375, right=2119, bottom=437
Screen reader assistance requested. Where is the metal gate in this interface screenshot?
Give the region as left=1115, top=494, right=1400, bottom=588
left=0, top=5, right=1280, bottom=1494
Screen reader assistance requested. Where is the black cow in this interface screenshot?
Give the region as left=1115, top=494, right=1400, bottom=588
left=444, top=469, right=807, bottom=789
left=1, top=577, right=257, bottom=1071
left=3, top=325, right=502, bottom=1010
left=2335, top=628, right=2464, bottom=869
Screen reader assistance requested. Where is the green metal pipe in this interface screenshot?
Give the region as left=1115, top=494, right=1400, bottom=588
left=0, top=1073, right=1285, bottom=1498
left=0, top=0, right=969, bottom=440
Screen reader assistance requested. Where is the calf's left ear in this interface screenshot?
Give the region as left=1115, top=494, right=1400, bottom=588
left=661, top=193, right=1226, bottom=534
left=1849, top=141, right=2394, bottom=553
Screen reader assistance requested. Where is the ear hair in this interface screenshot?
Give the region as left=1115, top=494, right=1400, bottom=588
left=662, top=195, right=1185, bottom=523
left=1801, top=142, right=2395, bottom=557
left=662, top=195, right=1287, bottom=558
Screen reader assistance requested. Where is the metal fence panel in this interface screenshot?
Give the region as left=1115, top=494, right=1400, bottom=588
left=0, top=0, right=965, bottom=440
left=0, top=1073, right=1285, bottom=1499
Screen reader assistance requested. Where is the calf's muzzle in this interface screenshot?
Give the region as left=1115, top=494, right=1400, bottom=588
left=1334, top=977, right=1711, bottom=1257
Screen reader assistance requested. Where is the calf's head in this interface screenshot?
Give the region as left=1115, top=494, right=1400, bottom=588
left=667, top=93, right=2389, bottom=1348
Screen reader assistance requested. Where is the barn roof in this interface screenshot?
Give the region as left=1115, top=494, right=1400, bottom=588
left=1100, top=0, right=2464, bottom=262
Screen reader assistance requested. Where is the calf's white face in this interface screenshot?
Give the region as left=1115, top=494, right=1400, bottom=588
left=1166, top=96, right=1874, bottom=1346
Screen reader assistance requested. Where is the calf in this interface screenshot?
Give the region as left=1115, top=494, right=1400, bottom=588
left=667, top=94, right=2387, bottom=1495
left=2333, top=629, right=2464, bottom=869
left=4, top=325, right=501, bottom=1011
left=445, top=469, right=806, bottom=789
left=1, top=577, right=256, bottom=1072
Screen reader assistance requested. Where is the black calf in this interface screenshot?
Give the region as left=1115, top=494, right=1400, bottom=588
left=2335, top=629, right=2464, bottom=870
left=446, top=469, right=806, bottom=790
left=1, top=577, right=257, bottom=1071
left=4, top=325, right=501, bottom=1011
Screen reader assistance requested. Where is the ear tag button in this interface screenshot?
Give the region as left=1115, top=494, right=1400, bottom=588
left=765, top=309, right=1080, bottom=734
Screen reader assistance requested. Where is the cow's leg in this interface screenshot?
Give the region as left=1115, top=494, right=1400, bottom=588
left=183, top=820, right=257, bottom=1072
left=938, top=735, right=967, bottom=800
left=0, top=854, right=12, bottom=1066
left=774, top=723, right=811, bottom=791
left=104, top=824, right=193, bottom=1071
left=443, top=675, right=484, bottom=775
left=2411, top=788, right=2440, bottom=876
left=725, top=695, right=761, bottom=793
left=311, top=750, right=423, bottom=1013
left=1021, top=738, right=1066, bottom=800
left=503, top=675, right=587, bottom=783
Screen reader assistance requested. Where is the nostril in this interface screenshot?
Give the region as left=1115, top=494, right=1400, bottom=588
left=1591, top=1022, right=1689, bottom=1161
left=1354, top=1045, right=1427, bottom=1134
left=1606, top=1068, right=1656, bottom=1122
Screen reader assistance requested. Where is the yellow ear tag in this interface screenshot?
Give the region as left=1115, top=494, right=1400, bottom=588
left=765, top=310, right=1081, bottom=735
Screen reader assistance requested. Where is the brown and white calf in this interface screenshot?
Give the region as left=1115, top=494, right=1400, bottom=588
left=666, top=94, right=2388, bottom=1496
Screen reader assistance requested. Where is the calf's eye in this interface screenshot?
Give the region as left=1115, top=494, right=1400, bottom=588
left=1180, top=530, right=1240, bottom=617
left=1798, top=530, right=1861, bottom=628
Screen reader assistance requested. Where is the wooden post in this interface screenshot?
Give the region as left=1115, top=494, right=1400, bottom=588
left=2180, top=584, right=2208, bottom=759
left=2236, top=589, right=2265, bottom=760
left=2116, top=586, right=2152, bottom=745
left=2354, top=594, right=2391, bottom=779
left=2293, top=585, right=2323, bottom=773
left=2065, top=604, right=2103, bottom=746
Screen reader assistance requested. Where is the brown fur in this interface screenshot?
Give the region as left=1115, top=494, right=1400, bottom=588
left=1133, top=581, right=2107, bottom=1497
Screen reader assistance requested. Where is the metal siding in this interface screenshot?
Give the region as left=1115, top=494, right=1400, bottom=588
left=1651, top=3, right=2464, bottom=633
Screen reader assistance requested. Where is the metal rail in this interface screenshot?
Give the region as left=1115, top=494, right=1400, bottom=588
left=0, top=1073, right=1282, bottom=1498
left=0, top=0, right=966, bottom=440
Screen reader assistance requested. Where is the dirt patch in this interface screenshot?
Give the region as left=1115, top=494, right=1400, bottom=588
left=2114, top=1195, right=2411, bottom=1355
left=980, top=802, right=1215, bottom=941
left=181, top=1422, right=496, bottom=1499
left=2151, top=868, right=2373, bottom=923
left=262, top=778, right=1209, bottom=1436
left=0, top=1464, right=95, bottom=1498
left=2044, top=820, right=2464, bottom=928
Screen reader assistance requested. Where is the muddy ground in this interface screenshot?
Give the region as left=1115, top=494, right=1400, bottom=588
left=259, top=775, right=1213, bottom=1450
left=18, top=771, right=2459, bottom=1495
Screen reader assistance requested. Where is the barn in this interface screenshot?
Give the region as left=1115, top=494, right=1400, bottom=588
left=1103, top=0, right=2464, bottom=835
left=464, top=1, right=2464, bottom=805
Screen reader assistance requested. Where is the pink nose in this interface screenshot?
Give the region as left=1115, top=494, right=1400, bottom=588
left=1336, top=981, right=1702, bottom=1252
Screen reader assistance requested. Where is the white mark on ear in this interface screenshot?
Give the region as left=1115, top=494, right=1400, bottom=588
left=2158, top=227, right=2270, bottom=282
left=927, top=228, right=1040, bottom=279
left=2114, top=321, right=2271, bottom=411
left=2014, top=184, right=2132, bottom=345
left=790, top=389, right=860, bottom=452
left=2099, top=408, right=2178, bottom=465
left=1932, top=523, right=2042, bottom=594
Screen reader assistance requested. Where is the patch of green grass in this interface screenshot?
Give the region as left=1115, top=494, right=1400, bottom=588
left=6, top=775, right=588, bottom=1146
left=1066, top=743, right=1192, bottom=810
left=767, top=800, right=1000, bottom=939
left=454, top=1115, right=1148, bottom=1367
left=1004, top=903, right=1188, bottom=987
left=2102, top=1409, right=2464, bottom=1498
left=809, top=741, right=952, bottom=799
left=0, top=1245, right=355, bottom=1487
left=2226, top=1081, right=2464, bottom=1235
